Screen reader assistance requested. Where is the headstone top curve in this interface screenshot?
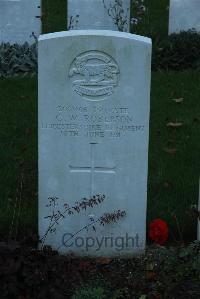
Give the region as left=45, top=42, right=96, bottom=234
left=39, top=30, right=152, bottom=45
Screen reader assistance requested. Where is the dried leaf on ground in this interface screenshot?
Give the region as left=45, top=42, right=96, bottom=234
left=96, top=258, right=112, bottom=265
left=170, top=98, right=184, bottom=103
left=166, top=122, right=183, bottom=127
left=163, top=147, right=177, bottom=154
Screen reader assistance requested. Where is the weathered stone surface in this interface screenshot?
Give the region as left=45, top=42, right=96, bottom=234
left=68, top=0, right=131, bottom=32
left=169, top=0, right=200, bottom=34
left=0, top=0, right=41, bottom=44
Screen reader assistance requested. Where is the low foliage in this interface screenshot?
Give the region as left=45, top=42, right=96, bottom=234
left=0, top=241, right=199, bottom=298
left=0, top=42, right=37, bottom=77
left=153, top=31, right=200, bottom=71
left=1, top=31, right=200, bottom=77
left=72, top=287, right=106, bottom=299
left=72, top=286, right=122, bottom=299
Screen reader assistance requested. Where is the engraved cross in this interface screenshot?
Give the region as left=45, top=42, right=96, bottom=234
left=69, top=143, right=116, bottom=197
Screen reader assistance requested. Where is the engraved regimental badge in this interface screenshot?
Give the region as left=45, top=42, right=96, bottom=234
left=69, top=51, right=120, bottom=101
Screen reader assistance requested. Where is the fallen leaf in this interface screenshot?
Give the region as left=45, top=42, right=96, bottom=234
left=163, top=181, right=173, bottom=189
left=21, top=146, right=27, bottom=153
left=190, top=205, right=200, bottom=220
left=170, top=97, right=184, bottom=103
left=20, top=95, right=29, bottom=100
left=166, top=122, right=183, bottom=127
left=166, top=139, right=175, bottom=146
left=19, top=159, right=25, bottom=167
left=79, top=260, right=91, bottom=269
left=146, top=270, right=156, bottom=281
left=193, top=117, right=200, bottom=123
left=25, top=128, right=32, bottom=135
left=146, top=262, right=155, bottom=271
left=96, top=258, right=112, bottom=265
left=163, top=147, right=177, bottom=154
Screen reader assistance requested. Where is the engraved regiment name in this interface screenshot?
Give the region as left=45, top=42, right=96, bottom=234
left=41, top=105, right=145, bottom=139
left=69, top=51, right=120, bottom=101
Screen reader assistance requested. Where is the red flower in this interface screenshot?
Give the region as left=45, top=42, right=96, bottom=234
left=79, top=260, right=91, bottom=270
left=149, top=219, right=169, bottom=245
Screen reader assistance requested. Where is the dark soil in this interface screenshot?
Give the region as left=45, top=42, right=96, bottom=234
left=0, top=240, right=199, bottom=299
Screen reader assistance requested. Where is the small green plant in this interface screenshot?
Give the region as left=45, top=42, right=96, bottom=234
left=72, top=287, right=106, bottom=299
left=0, top=42, right=37, bottom=77
left=153, top=30, right=200, bottom=71
left=72, top=286, right=123, bottom=299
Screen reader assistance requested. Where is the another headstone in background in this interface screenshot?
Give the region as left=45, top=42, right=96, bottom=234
left=67, top=0, right=131, bottom=32
left=38, top=30, right=151, bottom=257
left=169, top=0, right=200, bottom=34
left=0, top=0, right=41, bottom=44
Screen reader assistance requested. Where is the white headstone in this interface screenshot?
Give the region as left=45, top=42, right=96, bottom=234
left=38, top=30, right=152, bottom=257
left=68, top=0, right=131, bottom=32
left=0, top=0, right=41, bottom=44
left=169, top=0, right=200, bottom=34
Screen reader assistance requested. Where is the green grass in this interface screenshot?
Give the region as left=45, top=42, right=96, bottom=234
left=148, top=71, right=200, bottom=240
left=42, top=0, right=67, bottom=34
left=0, top=77, right=37, bottom=238
left=133, top=0, right=170, bottom=38
left=0, top=72, right=199, bottom=239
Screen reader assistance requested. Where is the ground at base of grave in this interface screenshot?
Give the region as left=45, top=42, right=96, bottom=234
left=0, top=240, right=199, bottom=299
